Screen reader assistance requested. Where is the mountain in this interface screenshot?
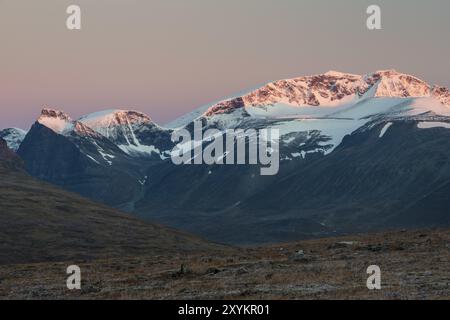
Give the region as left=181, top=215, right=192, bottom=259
left=18, top=108, right=149, bottom=210
left=202, top=70, right=435, bottom=118
left=0, top=127, right=27, bottom=152
left=163, top=70, right=450, bottom=160
left=0, top=142, right=221, bottom=265
left=12, top=70, right=450, bottom=244
left=225, top=119, right=450, bottom=242
left=79, top=109, right=173, bottom=159
left=133, top=70, right=450, bottom=243
left=162, top=70, right=450, bottom=160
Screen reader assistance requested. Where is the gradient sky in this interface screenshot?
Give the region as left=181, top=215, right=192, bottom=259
left=1, top=0, right=449, bottom=129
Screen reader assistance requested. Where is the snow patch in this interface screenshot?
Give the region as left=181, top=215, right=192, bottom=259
left=119, top=143, right=167, bottom=159
left=86, top=154, right=100, bottom=164
left=379, top=122, right=393, bottom=138
left=92, top=141, right=115, bottom=165
left=273, top=118, right=363, bottom=155
left=417, top=122, right=450, bottom=130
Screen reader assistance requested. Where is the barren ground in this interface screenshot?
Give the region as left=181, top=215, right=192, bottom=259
left=1, top=228, right=449, bottom=300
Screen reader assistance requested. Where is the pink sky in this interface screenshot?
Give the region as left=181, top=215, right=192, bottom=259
left=1, top=0, right=449, bottom=129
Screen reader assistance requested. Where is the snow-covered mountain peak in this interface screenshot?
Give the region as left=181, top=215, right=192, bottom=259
left=79, top=109, right=171, bottom=159
left=201, top=70, right=442, bottom=120
left=0, top=128, right=27, bottom=152
left=36, top=108, right=104, bottom=138
left=78, top=109, right=155, bottom=144
left=365, top=70, right=431, bottom=98
left=39, top=108, right=72, bottom=121
left=243, top=72, right=366, bottom=107
left=203, top=72, right=366, bottom=119
left=79, top=109, right=153, bottom=131
left=38, top=108, right=74, bottom=134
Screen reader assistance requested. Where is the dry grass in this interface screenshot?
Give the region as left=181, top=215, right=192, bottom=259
left=0, top=167, right=225, bottom=265
left=1, top=228, right=449, bottom=300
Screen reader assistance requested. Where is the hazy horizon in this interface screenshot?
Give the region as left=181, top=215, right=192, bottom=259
left=1, top=0, right=450, bottom=129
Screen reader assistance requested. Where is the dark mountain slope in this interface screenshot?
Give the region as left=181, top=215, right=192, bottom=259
left=133, top=119, right=450, bottom=244
left=232, top=120, right=450, bottom=238
left=17, top=122, right=146, bottom=209
left=0, top=140, right=222, bottom=265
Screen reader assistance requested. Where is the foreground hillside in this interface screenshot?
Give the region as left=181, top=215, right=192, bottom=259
left=1, top=228, right=449, bottom=299
left=0, top=139, right=223, bottom=265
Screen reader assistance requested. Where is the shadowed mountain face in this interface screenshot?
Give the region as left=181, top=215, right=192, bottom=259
left=10, top=70, right=450, bottom=244
left=0, top=141, right=222, bottom=265
left=17, top=122, right=148, bottom=210
left=132, top=120, right=450, bottom=244
left=16, top=109, right=173, bottom=211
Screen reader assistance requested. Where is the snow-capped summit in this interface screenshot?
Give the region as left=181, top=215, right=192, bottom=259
left=201, top=70, right=447, bottom=121
left=31, top=107, right=173, bottom=159
left=38, top=108, right=75, bottom=135
left=79, top=109, right=172, bottom=159
left=80, top=109, right=153, bottom=125
left=365, top=69, right=431, bottom=98
left=37, top=107, right=106, bottom=139
left=164, top=69, right=450, bottom=160
left=79, top=109, right=153, bottom=138
left=28, top=108, right=132, bottom=168
left=0, top=127, right=27, bottom=152
left=205, top=71, right=366, bottom=115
